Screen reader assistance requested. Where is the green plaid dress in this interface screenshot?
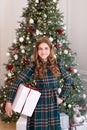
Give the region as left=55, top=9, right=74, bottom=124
left=7, top=60, right=72, bottom=130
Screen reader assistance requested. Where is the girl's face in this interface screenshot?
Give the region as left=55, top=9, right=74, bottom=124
left=38, top=42, right=50, bottom=61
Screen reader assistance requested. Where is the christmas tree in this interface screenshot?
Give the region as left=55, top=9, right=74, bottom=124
left=0, top=0, right=87, bottom=122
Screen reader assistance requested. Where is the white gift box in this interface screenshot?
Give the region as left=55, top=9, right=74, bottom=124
left=16, top=115, right=27, bottom=130
left=12, top=84, right=41, bottom=117
left=60, top=113, right=69, bottom=129
left=70, top=123, right=87, bottom=130
left=16, top=114, right=69, bottom=130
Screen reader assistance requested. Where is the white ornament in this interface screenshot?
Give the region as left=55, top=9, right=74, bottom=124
left=53, top=0, right=56, bottom=2
left=13, top=39, right=17, bottom=44
left=11, top=82, right=13, bottom=85
left=1, top=103, right=3, bottom=107
left=21, top=49, right=25, bottom=53
left=63, top=25, right=67, bottom=30
left=83, top=94, right=86, bottom=99
left=64, top=49, right=68, bottom=54
left=73, top=69, right=78, bottom=73
left=49, top=37, right=53, bottom=42
left=14, top=54, right=18, bottom=60
left=40, top=31, right=42, bottom=35
left=36, top=30, right=40, bottom=35
left=48, top=21, right=52, bottom=24
left=59, top=79, right=63, bottom=83
left=78, top=73, right=80, bottom=76
left=59, top=51, right=62, bottom=55
left=58, top=88, right=61, bottom=94
left=63, top=102, right=66, bottom=106
left=65, top=64, right=68, bottom=67
left=20, top=45, right=25, bottom=49
left=4, top=77, right=7, bottom=81
left=19, top=37, right=24, bottom=42
left=8, top=72, right=12, bottom=77
left=44, top=14, right=47, bottom=18
left=29, top=18, right=34, bottom=24
left=6, top=52, right=10, bottom=57
left=35, top=0, right=39, bottom=3
left=68, top=104, right=72, bottom=108
left=26, top=37, right=29, bottom=40
left=57, top=4, right=59, bottom=9
left=78, top=90, right=80, bottom=93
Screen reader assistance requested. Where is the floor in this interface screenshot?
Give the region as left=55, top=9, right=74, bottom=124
left=0, top=121, right=16, bottom=130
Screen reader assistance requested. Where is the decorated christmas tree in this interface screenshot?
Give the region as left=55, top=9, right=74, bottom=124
left=0, top=0, right=87, bottom=122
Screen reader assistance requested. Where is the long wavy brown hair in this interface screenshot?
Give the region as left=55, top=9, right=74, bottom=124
left=33, top=36, right=61, bottom=78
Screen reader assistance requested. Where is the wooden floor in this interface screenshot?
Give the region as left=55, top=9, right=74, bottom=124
left=0, top=121, right=16, bottom=130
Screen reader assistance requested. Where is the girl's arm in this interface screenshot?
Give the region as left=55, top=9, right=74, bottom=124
left=5, top=61, right=35, bottom=117
left=57, top=59, right=72, bottom=100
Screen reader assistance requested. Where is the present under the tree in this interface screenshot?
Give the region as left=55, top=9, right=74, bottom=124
left=60, top=113, right=69, bottom=129
left=16, top=114, right=69, bottom=130
left=16, top=115, right=27, bottom=130
left=70, top=123, right=87, bottom=130
left=12, top=84, right=41, bottom=117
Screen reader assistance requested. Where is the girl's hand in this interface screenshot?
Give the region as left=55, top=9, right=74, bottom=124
left=57, top=98, right=63, bottom=105
left=5, top=102, right=13, bottom=117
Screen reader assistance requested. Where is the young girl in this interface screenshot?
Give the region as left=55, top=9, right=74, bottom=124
left=5, top=36, right=72, bottom=130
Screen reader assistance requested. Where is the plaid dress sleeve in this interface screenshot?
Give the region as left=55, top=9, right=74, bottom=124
left=7, top=61, right=35, bottom=103
left=57, top=59, right=72, bottom=99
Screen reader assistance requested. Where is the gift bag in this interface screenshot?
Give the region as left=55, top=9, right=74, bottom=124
left=12, top=84, right=41, bottom=117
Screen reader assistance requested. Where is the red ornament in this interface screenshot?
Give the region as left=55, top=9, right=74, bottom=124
left=68, top=67, right=73, bottom=72
left=6, top=64, right=13, bottom=70
left=27, top=25, right=34, bottom=32
left=56, top=28, right=62, bottom=34
left=13, top=47, right=17, bottom=51
left=81, top=105, right=86, bottom=110
left=55, top=42, right=60, bottom=49
left=5, top=78, right=13, bottom=82
left=22, top=58, right=28, bottom=65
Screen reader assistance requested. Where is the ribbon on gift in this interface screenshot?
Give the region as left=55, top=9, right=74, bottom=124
left=20, top=84, right=39, bottom=114
left=24, top=84, right=39, bottom=91
left=70, top=123, right=84, bottom=130
left=20, top=85, right=32, bottom=114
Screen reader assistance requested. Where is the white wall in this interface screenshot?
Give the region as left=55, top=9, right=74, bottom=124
left=0, top=0, right=12, bottom=85
left=0, top=0, right=27, bottom=85
left=0, top=0, right=87, bottom=85
left=68, top=0, right=87, bottom=81
left=60, top=0, right=87, bottom=82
